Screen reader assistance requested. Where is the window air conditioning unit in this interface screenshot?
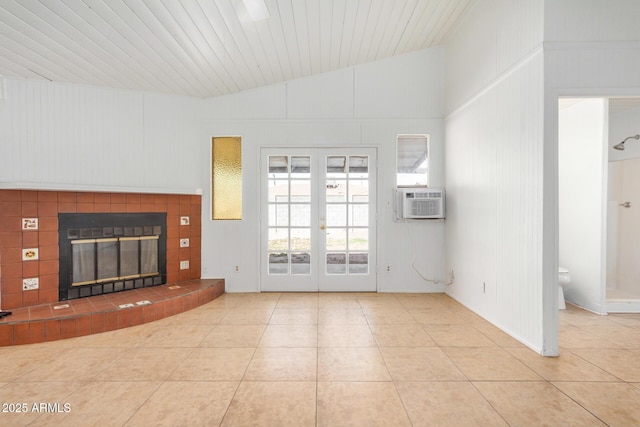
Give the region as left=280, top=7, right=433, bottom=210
left=396, top=188, right=445, bottom=219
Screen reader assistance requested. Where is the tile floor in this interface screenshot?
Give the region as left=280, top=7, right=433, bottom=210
left=0, top=292, right=639, bottom=426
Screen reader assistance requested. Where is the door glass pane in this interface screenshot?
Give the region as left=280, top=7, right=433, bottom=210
left=269, top=204, right=289, bottom=227
left=326, top=180, right=346, bottom=202
left=348, top=156, right=368, bottom=175
left=268, top=180, right=289, bottom=202
left=348, top=180, right=368, bottom=202
left=326, top=228, right=346, bottom=250
left=269, top=156, right=288, bottom=174
left=349, top=205, right=368, bottom=227
left=290, top=204, right=310, bottom=226
left=291, top=252, right=311, bottom=275
left=269, top=253, right=288, bottom=274
left=326, top=253, right=347, bottom=274
left=349, top=253, right=368, bottom=274
left=291, top=181, right=310, bottom=202
left=291, top=228, right=311, bottom=250
left=291, top=156, right=310, bottom=177
left=269, top=228, right=288, bottom=250
left=327, top=156, right=346, bottom=174
left=327, top=204, right=347, bottom=226
left=349, top=228, right=369, bottom=250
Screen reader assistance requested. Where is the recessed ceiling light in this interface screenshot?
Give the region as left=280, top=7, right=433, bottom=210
left=243, top=0, right=270, bottom=21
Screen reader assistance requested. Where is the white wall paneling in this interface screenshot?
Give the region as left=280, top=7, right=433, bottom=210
left=0, top=78, right=203, bottom=194
left=445, top=0, right=550, bottom=354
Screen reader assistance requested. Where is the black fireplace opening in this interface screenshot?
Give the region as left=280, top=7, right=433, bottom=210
left=58, top=213, right=167, bottom=301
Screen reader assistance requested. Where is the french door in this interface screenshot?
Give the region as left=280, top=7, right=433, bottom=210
left=260, top=148, right=377, bottom=292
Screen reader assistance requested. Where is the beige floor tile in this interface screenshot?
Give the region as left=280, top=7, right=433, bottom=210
left=0, top=381, right=83, bottom=426
left=584, top=324, right=640, bottom=348
left=154, top=307, right=229, bottom=325
left=74, top=323, right=158, bottom=347
left=94, top=347, right=191, bottom=381
left=276, top=294, right=319, bottom=309
left=318, top=293, right=361, bottom=308
left=369, top=324, right=436, bottom=347
left=553, top=381, right=640, bottom=426
left=559, top=325, right=621, bottom=349
left=199, top=324, right=266, bottom=347
left=235, top=293, right=281, bottom=308
left=607, top=313, right=640, bottom=328
left=34, top=381, right=161, bottom=426
left=395, top=293, right=446, bottom=309
left=16, top=348, right=117, bottom=382
left=380, top=347, right=466, bottom=381
left=218, top=308, right=274, bottom=325
left=269, top=308, right=318, bottom=324
left=358, top=296, right=403, bottom=309
left=125, top=381, right=238, bottom=427
left=243, top=347, right=317, bottom=381
left=140, top=324, right=216, bottom=347
left=569, top=348, right=640, bottom=382
left=202, top=295, right=242, bottom=308
left=318, top=308, right=367, bottom=324
left=474, top=381, right=606, bottom=426
left=396, top=381, right=508, bottom=427
left=472, top=322, right=526, bottom=348
left=426, top=324, right=497, bottom=347
left=317, top=382, right=411, bottom=427
left=633, top=383, right=640, bottom=390
left=258, top=324, right=317, bottom=347
left=169, top=347, right=254, bottom=380
left=363, top=308, right=417, bottom=324
left=407, top=307, right=466, bottom=325
left=0, top=347, right=68, bottom=381
left=221, top=381, right=316, bottom=427
left=507, top=348, right=620, bottom=381
left=318, top=323, right=376, bottom=347
left=318, top=347, right=391, bottom=381
left=443, top=347, right=542, bottom=381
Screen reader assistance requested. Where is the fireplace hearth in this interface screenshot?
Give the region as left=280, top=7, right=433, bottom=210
left=58, top=213, right=167, bottom=301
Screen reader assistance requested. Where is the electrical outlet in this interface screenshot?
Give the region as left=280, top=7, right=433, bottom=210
left=23, top=278, right=39, bottom=290
left=235, top=265, right=239, bottom=272
left=180, top=260, right=190, bottom=270
left=180, top=238, right=190, bottom=248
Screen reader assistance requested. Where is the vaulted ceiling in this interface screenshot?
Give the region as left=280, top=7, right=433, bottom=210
left=0, top=0, right=474, bottom=98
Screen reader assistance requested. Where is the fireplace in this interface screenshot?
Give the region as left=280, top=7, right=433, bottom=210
left=58, top=213, right=167, bottom=301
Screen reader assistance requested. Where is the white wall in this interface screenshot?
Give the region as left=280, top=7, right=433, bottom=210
left=199, top=48, right=448, bottom=293
left=0, top=79, right=203, bottom=194
left=558, top=99, right=608, bottom=313
left=444, top=0, right=550, bottom=354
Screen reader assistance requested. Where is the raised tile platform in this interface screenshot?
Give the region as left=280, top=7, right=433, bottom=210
left=0, top=278, right=224, bottom=346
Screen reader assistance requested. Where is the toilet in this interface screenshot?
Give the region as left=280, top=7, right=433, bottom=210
left=558, top=267, right=571, bottom=310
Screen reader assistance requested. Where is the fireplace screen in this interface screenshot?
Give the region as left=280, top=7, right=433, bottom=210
left=71, top=235, right=159, bottom=286
left=59, top=213, right=166, bottom=301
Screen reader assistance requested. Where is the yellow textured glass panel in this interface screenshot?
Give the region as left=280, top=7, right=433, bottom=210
left=212, top=137, right=242, bottom=220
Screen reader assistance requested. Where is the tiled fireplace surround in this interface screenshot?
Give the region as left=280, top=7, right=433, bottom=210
left=0, top=189, right=204, bottom=310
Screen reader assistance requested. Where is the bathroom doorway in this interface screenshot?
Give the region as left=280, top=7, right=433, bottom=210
left=559, top=97, right=640, bottom=314
left=605, top=98, right=640, bottom=312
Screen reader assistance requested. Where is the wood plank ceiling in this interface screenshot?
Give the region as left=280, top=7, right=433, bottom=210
left=0, top=0, right=474, bottom=98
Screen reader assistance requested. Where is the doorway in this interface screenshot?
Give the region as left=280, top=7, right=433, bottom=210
left=260, top=148, right=377, bottom=292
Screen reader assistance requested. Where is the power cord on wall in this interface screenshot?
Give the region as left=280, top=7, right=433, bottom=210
left=404, top=220, right=454, bottom=286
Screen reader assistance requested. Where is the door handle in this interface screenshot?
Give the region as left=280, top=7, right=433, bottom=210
left=320, top=225, right=326, bottom=230
left=620, top=202, right=632, bottom=208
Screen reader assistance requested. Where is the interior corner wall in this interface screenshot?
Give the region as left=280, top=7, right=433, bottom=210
left=200, top=48, right=447, bottom=293
left=444, top=0, right=550, bottom=354
left=558, top=99, right=608, bottom=313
